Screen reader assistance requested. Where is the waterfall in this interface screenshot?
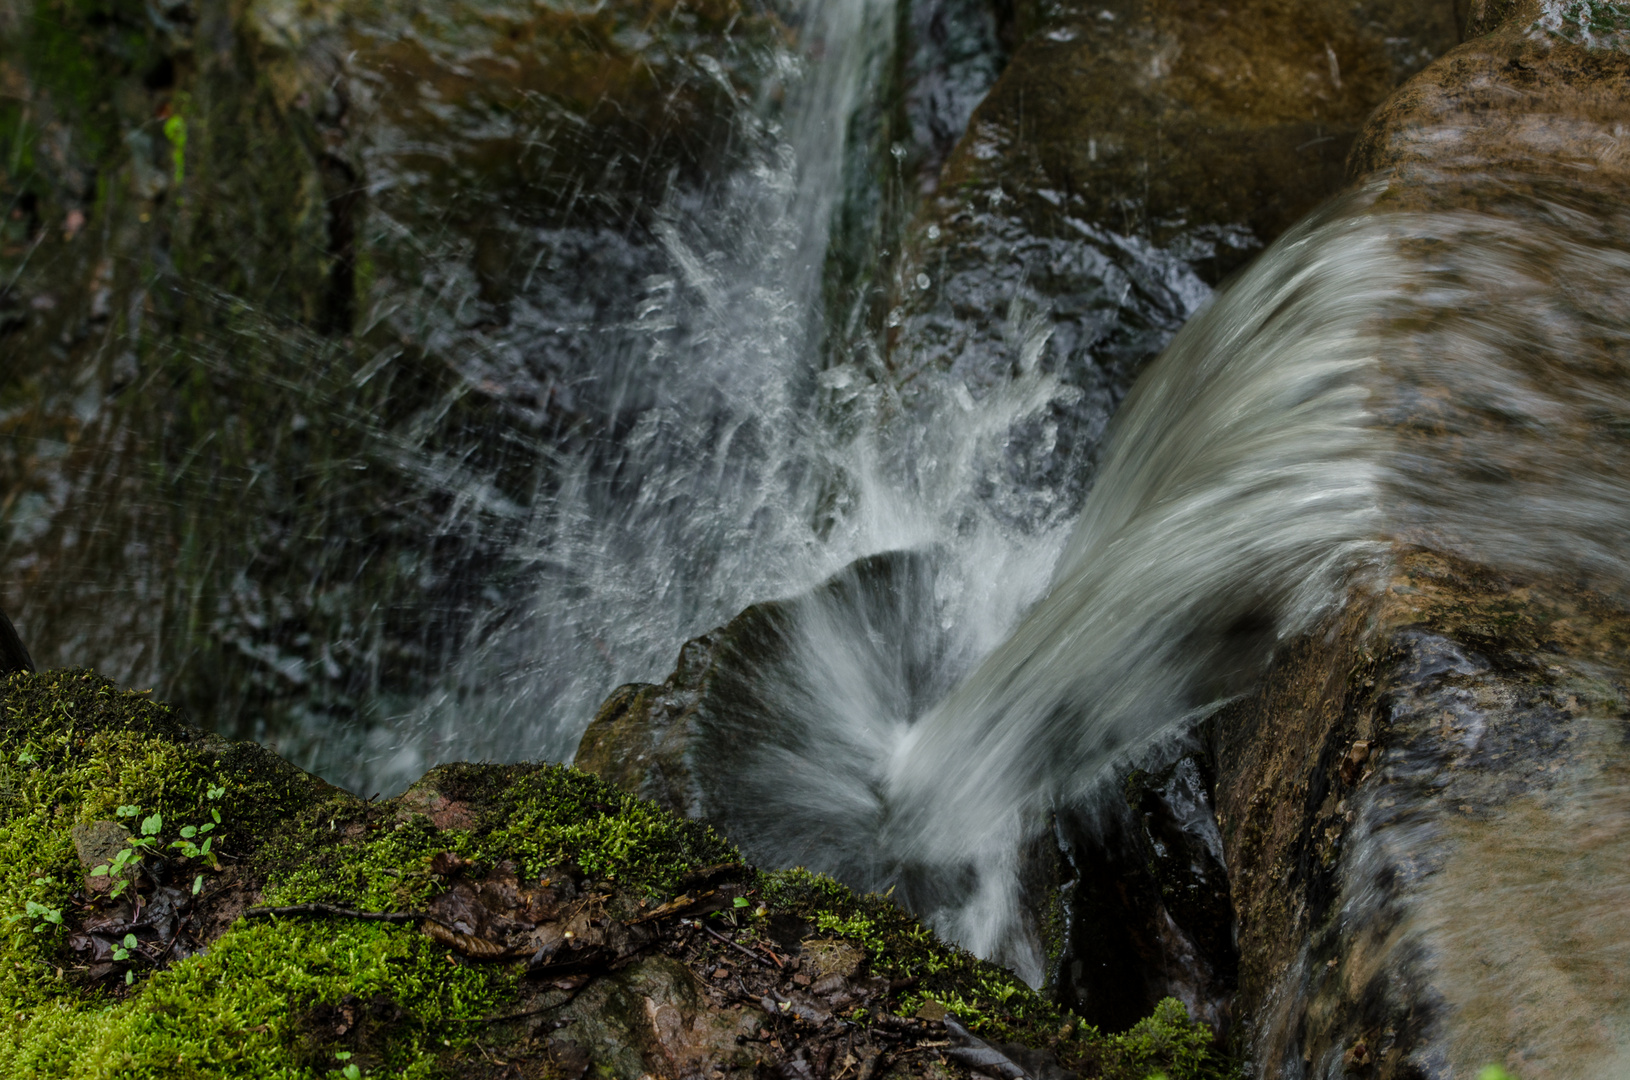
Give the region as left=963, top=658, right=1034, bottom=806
left=687, top=178, right=1630, bottom=981
left=352, top=0, right=1207, bottom=796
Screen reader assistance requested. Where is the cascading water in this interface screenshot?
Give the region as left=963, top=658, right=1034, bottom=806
left=347, top=0, right=1215, bottom=795
left=689, top=175, right=1630, bottom=984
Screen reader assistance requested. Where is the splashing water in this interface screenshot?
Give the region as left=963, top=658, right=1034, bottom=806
left=348, top=0, right=1212, bottom=794
left=688, top=177, right=1630, bottom=981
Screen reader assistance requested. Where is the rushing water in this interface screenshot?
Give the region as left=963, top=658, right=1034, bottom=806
left=334, top=0, right=1217, bottom=793
left=685, top=175, right=1630, bottom=982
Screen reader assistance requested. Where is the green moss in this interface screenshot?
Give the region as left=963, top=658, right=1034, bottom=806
left=0, top=670, right=513, bottom=1078
left=0, top=670, right=1240, bottom=1078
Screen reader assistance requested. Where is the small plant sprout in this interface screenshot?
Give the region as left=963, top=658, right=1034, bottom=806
left=4, top=900, right=64, bottom=933
left=111, top=933, right=137, bottom=962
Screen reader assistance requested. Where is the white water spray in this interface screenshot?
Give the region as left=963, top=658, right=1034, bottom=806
left=694, top=178, right=1630, bottom=981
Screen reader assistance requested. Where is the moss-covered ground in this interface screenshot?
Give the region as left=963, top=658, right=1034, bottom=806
left=0, top=669, right=1237, bottom=1079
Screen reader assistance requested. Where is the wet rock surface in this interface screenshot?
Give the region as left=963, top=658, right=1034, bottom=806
left=1212, top=551, right=1630, bottom=1079
left=853, top=0, right=1461, bottom=531
left=0, top=0, right=795, bottom=778
left=1050, top=742, right=1237, bottom=1038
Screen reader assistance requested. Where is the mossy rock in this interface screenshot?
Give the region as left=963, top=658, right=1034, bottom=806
left=0, top=668, right=1236, bottom=1078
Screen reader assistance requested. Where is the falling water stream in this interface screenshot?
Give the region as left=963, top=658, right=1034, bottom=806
left=685, top=177, right=1630, bottom=983
left=343, top=0, right=1212, bottom=793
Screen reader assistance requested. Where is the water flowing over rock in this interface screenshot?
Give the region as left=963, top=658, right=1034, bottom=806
left=866, top=0, right=1459, bottom=531
left=585, top=3, right=1630, bottom=1075
left=14, top=0, right=1630, bottom=1072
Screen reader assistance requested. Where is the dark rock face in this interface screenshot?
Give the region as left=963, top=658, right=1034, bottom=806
left=1050, top=737, right=1238, bottom=1036
left=0, top=0, right=793, bottom=772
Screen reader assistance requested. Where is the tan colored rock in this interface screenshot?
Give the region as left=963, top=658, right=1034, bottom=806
left=1217, top=552, right=1630, bottom=1078
left=1352, top=0, right=1630, bottom=200
left=1217, top=10, right=1630, bottom=1071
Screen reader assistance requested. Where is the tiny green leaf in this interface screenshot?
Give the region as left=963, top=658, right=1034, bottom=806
left=193, top=875, right=204, bottom=895
left=89, top=865, right=109, bottom=877
left=180, top=825, right=197, bottom=839
left=141, top=813, right=162, bottom=837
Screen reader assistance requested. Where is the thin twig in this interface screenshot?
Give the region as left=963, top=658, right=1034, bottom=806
left=701, top=923, right=781, bottom=969
left=244, top=902, right=455, bottom=931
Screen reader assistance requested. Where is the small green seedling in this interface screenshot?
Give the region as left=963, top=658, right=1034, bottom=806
left=4, top=900, right=63, bottom=933
left=111, top=933, right=137, bottom=962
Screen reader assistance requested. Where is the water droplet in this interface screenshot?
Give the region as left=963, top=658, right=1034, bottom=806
left=926, top=224, right=940, bottom=241
left=916, top=273, right=931, bottom=291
